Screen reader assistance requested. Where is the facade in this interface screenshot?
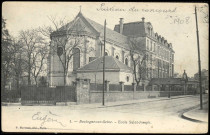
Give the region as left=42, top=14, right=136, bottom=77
left=114, top=17, right=175, bottom=79
left=48, top=12, right=175, bottom=86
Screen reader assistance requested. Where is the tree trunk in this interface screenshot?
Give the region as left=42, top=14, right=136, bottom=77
left=35, top=77, right=38, bottom=87
left=28, top=57, right=31, bottom=86
left=64, top=69, right=66, bottom=86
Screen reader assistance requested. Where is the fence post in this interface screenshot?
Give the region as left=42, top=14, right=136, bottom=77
left=119, top=81, right=124, bottom=92
left=132, top=83, right=136, bottom=92
left=105, top=80, right=110, bottom=92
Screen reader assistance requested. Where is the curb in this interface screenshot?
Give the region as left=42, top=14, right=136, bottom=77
left=91, top=95, right=195, bottom=108
left=1, top=102, right=21, bottom=106
left=180, top=101, right=208, bottom=123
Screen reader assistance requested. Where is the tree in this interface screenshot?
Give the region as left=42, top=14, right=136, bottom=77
left=31, top=41, right=49, bottom=86
left=129, top=38, right=147, bottom=86
left=10, top=38, right=24, bottom=90
left=1, top=17, right=13, bottom=92
left=19, top=29, right=47, bottom=86
left=39, top=15, right=92, bottom=86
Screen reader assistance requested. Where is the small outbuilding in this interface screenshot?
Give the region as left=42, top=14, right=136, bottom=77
left=76, top=56, right=133, bottom=85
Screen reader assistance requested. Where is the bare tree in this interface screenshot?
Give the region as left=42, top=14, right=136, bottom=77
left=2, top=17, right=13, bottom=93
left=19, top=29, right=47, bottom=86
left=129, top=38, right=147, bottom=86
left=31, top=43, right=49, bottom=86
left=39, top=15, right=92, bottom=86
left=10, top=38, right=24, bottom=90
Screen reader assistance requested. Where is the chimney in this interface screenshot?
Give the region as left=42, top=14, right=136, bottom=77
left=142, top=17, right=145, bottom=22
left=119, top=18, right=124, bottom=34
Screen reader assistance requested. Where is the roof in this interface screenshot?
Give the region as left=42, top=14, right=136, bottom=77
left=114, top=21, right=147, bottom=37
left=77, top=56, right=132, bottom=72
left=85, top=17, right=129, bottom=48
left=52, top=12, right=129, bottom=49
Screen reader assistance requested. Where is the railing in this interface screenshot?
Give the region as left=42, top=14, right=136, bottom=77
left=136, top=85, right=144, bottom=91
left=124, top=85, right=133, bottom=91
left=90, top=83, right=103, bottom=91
left=21, top=86, right=76, bottom=104
left=109, top=84, right=121, bottom=91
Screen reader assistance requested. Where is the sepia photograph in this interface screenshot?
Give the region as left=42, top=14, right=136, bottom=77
left=1, top=2, right=209, bottom=133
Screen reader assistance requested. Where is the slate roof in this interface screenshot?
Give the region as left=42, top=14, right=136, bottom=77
left=85, top=17, right=129, bottom=48
left=77, top=56, right=132, bottom=72
left=114, top=21, right=147, bottom=37
left=52, top=12, right=130, bottom=49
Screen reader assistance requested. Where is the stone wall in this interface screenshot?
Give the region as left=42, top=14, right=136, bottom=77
left=89, top=91, right=160, bottom=103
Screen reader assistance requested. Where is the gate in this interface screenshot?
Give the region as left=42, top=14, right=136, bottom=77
left=55, top=86, right=76, bottom=102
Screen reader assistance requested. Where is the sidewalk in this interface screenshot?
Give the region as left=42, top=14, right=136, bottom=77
left=70, top=95, right=195, bottom=109
left=2, top=94, right=196, bottom=108
left=182, top=102, right=208, bottom=123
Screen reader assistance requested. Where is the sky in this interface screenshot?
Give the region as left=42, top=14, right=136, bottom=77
left=2, top=2, right=209, bottom=77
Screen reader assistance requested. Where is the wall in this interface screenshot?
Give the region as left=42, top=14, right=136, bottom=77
left=119, top=72, right=133, bottom=85
left=77, top=72, right=120, bottom=84
left=89, top=91, right=160, bottom=103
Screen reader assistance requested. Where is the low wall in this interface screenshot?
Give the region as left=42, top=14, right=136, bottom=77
left=89, top=91, right=160, bottom=103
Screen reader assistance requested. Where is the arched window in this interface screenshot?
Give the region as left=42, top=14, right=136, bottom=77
left=125, top=58, right=128, bottom=66
left=73, top=48, right=80, bottom=71
left=116, top=55, right=119, bottom=59
left=105, top=52, right=108, bottom=56
left=126, top=76, right=129, bottom=82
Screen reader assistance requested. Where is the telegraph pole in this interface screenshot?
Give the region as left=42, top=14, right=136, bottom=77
left=195, top=6, right=203, bottom=109
left=102, top=20, right=106, bottom=106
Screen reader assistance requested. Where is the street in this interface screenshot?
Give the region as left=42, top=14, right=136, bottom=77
left=2, top=94, right=208, bottom=133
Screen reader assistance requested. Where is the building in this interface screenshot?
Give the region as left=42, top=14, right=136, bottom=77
left=114, top=17, right=175, bottom=79
left=48, top=11, right=175, bottom=86
left=77, top=56, right=133, bottom=85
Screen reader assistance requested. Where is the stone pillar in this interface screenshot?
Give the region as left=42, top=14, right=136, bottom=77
left=76, top=78, right=90, bottom=104
left=119, top=81, right=124, bottom=92
left=105, top=80, right=110, bottom=92
left=132, top=83, right=136, bottom=92
left=76, top=78, right=81, bottom=104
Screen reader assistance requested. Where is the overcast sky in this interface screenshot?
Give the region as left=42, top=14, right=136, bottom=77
left=2, top=2, right=209, bottom=77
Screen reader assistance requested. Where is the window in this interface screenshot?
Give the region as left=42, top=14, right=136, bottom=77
left=125, top=58, right=128, bottom=66
left=105, top=52, right=108, bottom=56
left=73, top=48, right=80, bottom=71
left=154, top=43, right=156, bottom=52
left=126, top=76, right=129, bottom=82
left=147, top=40, right=149, bottom=50
left=150, top=41, right=152, bottom=51
left=116, top=55, right=119, bottom=59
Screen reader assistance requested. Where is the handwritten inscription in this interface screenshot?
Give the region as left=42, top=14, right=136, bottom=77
left=96, top=3, right=177, bottom=13
left=32, top=111, right=66, bottom=127
left=166, top=15, right=190, bottom=24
